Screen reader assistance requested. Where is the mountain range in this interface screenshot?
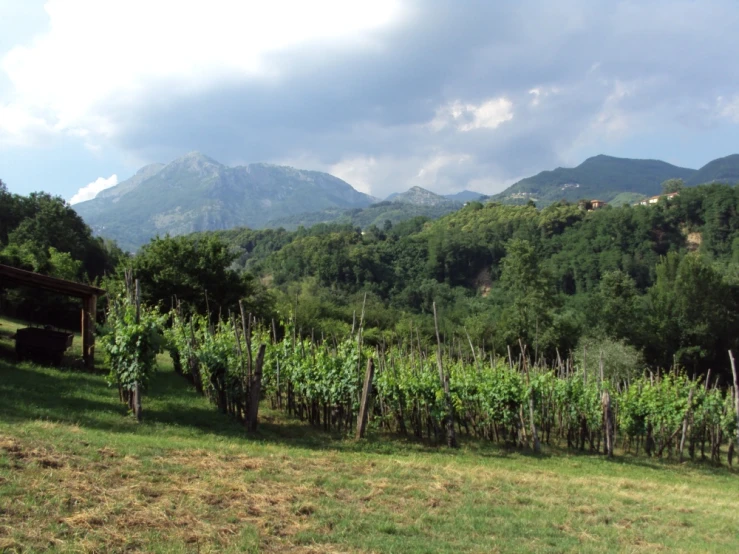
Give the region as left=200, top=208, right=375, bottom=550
left=73, top=152, right=739, bottom=250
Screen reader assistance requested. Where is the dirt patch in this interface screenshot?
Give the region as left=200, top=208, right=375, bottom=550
left=686, top=232, right=702, bottom=251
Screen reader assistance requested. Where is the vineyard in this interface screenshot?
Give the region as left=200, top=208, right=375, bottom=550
left=99, top=290, right=739, bottom=467
left=3, top=311, right=739, bottom=552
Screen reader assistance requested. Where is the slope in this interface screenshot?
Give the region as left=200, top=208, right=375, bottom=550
left=491, top=154, right=696, bottom=205
left=1, top=323, right=738, bottom=553
left=686, top=154, right=739, bottom=186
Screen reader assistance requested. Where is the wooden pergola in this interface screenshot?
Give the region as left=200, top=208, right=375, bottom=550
left=0, top=263, right=105, bottom=369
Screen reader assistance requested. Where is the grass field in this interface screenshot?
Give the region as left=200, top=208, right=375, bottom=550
left=1, top=316, right=738, bottom=553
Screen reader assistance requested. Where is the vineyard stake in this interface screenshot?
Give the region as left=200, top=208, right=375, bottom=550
left=356, top=358, right=375, bottom=439
left=433, top=302, right=458, bottom=448
left=730, top=350, right=739, bottom=452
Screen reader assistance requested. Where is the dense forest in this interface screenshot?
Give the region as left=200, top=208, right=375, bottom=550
left=199, top=181, right=739, bottom=380
left=1, top=177, right=738, bottom=381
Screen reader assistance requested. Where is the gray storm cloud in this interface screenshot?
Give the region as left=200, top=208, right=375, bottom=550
left=4, top=0, right=739, bottom=197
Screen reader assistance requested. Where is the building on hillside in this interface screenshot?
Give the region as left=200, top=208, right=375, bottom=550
left=590, top=199, right=607, bottom=209
left=638, top=191, right=679, bottom=206
left=578, top=199, right=608, bottom=210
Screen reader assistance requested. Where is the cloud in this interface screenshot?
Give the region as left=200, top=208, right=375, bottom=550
left=429, top=98, right=513, bottom=132
left=0, top=0, right=405, bottom=143
left=69, top=174, right=118, bottom=204
left=3, top=0, right=739, bottom=198
left=718, top=95, right=739, bottom=123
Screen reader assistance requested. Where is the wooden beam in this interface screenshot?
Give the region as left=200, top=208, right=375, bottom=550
left=0, top=263, right=105, bottom=299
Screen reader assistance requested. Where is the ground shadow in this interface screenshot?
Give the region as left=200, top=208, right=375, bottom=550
left=0, top=358, right=735, bottom=474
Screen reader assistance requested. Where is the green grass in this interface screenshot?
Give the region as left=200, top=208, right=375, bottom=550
left=1, top=317, right=738, bottom=552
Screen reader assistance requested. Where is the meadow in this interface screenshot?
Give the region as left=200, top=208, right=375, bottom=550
left=1, top=316, right=738, bottom=553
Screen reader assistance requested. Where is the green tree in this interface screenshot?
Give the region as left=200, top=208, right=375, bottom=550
left=499, top=238, right=553, bottom=350
left=646, top=252, right=735, bottom=374
left=661, top=178, right=685, bottom=194
left=130, top=234, right=271, bottom=320
left=596, top=270, right=643, bottom=344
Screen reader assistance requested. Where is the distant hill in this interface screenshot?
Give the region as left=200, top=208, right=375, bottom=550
left=686, top=154, right=739, bottom=186
left=266, top=198, right=462, bottom=231
left=73, top=152, right=376, bottom=250
left=490, top=155, right=697, bottom=206
left=389, top=186, right=458, bottom=206
left=444, top=190, right=488, bottom=202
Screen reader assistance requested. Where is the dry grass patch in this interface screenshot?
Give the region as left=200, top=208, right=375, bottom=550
left=0, top=434, right=347, bottom=553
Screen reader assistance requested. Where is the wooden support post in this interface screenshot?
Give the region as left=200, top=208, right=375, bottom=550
left=246, top=344, right=266, bottom=432
left=133, top=280, right=142, bottom=422
left=602, top=390, right=613, bottom=458
left=519, top=340, right=541, bottom=454
left=679, top=388, right=695, bottom=462
left=730, top=350, right=739, bottom=453
left=81, top=300, right=88, bottom=366
left=356, top=358, right=375, bottom=439
left=433, top=302, right=458, bottom=448
left=81, top=294, right=97, bottom=370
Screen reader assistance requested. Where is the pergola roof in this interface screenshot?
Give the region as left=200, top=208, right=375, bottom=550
left=0, top=263, right=105, bottom=299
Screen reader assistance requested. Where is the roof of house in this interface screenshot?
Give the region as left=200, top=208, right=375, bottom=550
left=0, top=263, right=105, bottom=299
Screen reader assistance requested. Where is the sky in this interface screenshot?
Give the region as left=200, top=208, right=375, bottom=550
left=1, top=0, right=739, bottom=203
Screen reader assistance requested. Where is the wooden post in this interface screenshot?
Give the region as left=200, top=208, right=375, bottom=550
left=81, top=299, right=89, bottom=367
left=81, top=294, right=98, bottom=370
left=679, top=388, right=695, bottom=462
left=602, top=390, right=613, bottom=458
left=433, top=302, right=458, bottom=448
left=356, top=358, right=375, bottom=439
left=730, top=350, right=739, bottom=452
left=519, top=340, right=541, bottom=454
left=132, top=280, right=142, bottom=422
left=246, top=344, right=266, bottom=432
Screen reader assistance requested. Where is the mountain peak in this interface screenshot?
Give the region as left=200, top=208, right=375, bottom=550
left=391, top=186, right=457, bottom=207
left=170, top=151, right=223, bottom=167
left=73, top=153, right=376, bottom=250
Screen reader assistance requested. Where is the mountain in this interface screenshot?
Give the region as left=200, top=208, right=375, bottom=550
left=73, top=152, right=376, bottom=250
left=490, top=155, right=697, bottom=206
left=444, top=190, right=487, bottom=202
left=686, top=154, right=739, bottom=186
left=390, top=186, right=457, bottom=206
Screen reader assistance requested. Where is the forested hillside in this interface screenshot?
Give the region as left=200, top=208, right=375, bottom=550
left=196, top=183, right=739, bottom=379
left=491, top=154, right=696, bottom=205
left=2, top=175, right=738, bottom=379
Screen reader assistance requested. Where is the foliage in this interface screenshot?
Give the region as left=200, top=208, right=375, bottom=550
left=129, top=234, right=273, bottom=321
left=99, top=293, right=166, bottom=392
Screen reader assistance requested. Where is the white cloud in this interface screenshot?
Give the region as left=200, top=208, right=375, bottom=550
left=415, top=154, right=471, bottom=182
left=69, top=174, right=118, bottom=204
left=718, top=95, right=739, bottom=122
left=328, top=156, right=378, bottom=195
left=429, top=97, right=513, bottom=132
left=528, top=86, right=559, bottom=107
left=0, top=102, right=53, bottom=146
left=0, top=0, right=405, bottom=144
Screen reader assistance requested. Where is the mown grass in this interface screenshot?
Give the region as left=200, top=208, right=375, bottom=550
left=0, top=317, right=738, bottom=552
